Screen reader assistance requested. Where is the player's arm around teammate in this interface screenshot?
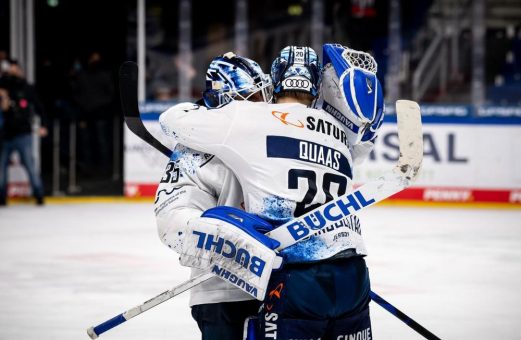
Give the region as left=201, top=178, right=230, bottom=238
left=154, top=53, right=274, bottom=340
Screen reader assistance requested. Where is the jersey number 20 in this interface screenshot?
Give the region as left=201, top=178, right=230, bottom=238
left=288, top=169, right=347, bottom=217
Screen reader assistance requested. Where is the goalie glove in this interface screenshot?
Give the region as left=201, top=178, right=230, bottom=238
left=178, top=206, right=283, bottom=300
left=316, top=44, right=384, bottom=153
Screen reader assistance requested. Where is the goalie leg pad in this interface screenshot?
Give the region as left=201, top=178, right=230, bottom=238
left=258, top=257, right=370, bottom=338
left=259, top=317, right=327, bottom=340
left=258, top=307, right=372, bottom=340
left=191, top=300, right=260, bottom=339
left=329, top=307, right=372, bottom=340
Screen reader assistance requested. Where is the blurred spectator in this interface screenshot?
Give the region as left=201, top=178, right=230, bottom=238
left=0, top=60, right=47, bottom=206
left=0, top=83, right=4, bottom=149
left=0, top=50, right=9, bottom=78
left=71, top=51, right=114, bottom=175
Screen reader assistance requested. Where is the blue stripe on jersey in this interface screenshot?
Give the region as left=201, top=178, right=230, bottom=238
left=266, top=136, right=352, bottom=178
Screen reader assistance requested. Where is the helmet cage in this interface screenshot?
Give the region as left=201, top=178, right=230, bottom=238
left=203, top=78, right=273, bottom=109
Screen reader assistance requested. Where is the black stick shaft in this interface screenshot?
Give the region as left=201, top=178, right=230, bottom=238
left=370, top=291, right=442, bottom=340
left=119, top=61, right=172, bottom=158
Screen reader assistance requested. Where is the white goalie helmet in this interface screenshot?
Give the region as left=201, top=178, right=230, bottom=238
left=203, top=52, right=273, bottom=108
left=316, top=44, right=384, bottom=146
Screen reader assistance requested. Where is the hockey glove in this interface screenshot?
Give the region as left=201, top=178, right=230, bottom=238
left=178, top=206, right=283, bottom=300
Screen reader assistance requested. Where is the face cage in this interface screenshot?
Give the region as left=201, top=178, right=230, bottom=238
left=234, top=79, right=273, bottom=103
left=203, top=78, right=273, bottom=109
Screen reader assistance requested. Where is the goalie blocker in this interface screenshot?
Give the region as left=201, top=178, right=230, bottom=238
left=180, top=207, right=283, bottom=300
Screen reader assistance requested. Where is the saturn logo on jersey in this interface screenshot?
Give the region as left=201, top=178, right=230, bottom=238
left=272, top=111, right=304, bottom=128
left=271, top=110, right=351, bottom=148
left=264, top=283, right=284, bottom=339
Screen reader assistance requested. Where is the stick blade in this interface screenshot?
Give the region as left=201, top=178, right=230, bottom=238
left=395, top=100, right=423, bottom=181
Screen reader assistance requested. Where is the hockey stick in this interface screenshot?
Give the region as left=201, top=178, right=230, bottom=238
left=370, top=291, right=441, bottom=340
left=88, top=63, right=436, bottom=339
left=87, top=272, right=442, bottom=340
left=119, top=61, right=173, bottom=158
left=87, top=272, right=214, bottom=339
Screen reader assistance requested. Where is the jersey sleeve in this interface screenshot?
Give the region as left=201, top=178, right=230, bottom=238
left=159, top=102, right=238, bottom=153
left=154, top=144, right=243, bottom=252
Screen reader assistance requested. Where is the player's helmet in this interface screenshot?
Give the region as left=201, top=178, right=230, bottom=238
left=203, top=52, right=273, bottom=109
left=317, top=43, right=384, bottom=145
left=271, top=46, right=321, bottom=97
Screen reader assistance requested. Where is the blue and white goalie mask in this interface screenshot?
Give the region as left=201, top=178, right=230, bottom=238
left=203, top=52, right=273, bottom=109
left=317, top=44, right=384, bottom=146
left=271, top=46, right=321, bottom=97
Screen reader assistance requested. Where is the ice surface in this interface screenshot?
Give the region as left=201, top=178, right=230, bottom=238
left=0, top=203, right=520, bottom=339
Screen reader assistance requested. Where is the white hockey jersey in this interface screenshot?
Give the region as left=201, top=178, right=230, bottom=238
left=154, top=143, right=254, bottom=306
left=160, top=100, right=367, bottom=263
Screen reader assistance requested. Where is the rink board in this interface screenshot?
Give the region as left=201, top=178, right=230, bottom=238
left=124, top=103, right=521, bottom=204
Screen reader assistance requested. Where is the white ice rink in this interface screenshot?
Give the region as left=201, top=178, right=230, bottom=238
left=1, top=202, right=520, bottom=340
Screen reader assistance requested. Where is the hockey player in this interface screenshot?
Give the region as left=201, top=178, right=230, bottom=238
left=154, top=53, right=273, bottom=339
left=159, top=45, right=384, bottom=339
